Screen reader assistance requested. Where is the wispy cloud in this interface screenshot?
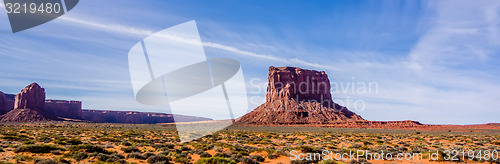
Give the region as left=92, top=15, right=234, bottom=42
left=58, top=16, right=340, bottom=71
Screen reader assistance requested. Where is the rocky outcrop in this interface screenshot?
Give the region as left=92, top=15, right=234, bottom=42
left=237, top=66, right=364, bottom=125
left=82, top=109, right=212, bottom=124
left=0, top=92, right=6, bottom=115
left=4, top=93, right=15, bottom=113
left=0, top=83, right=55, bottom=122
left=0, top=108, right=55, bottom=122
left=0, top=83, right=211, bottom=123
left=266, top=66, right=358, bottom=117
left=14, top=83, right=46, bottom=111
left=45, top=100, right=82, bottom=119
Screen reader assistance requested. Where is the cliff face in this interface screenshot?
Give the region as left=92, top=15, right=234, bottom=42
left=4, top=94, right=15, bottom=113
left=267, top=66, right=333, bottom=106
left=14, top=83, right=45, bottom=111
left=81, top=110, right=212, bottom=124
left=45, top=100, right=82, bottom=119
left=0, top=93, right=17, bottom=115
left=0, top=83, right=213, bottom=124
left=0, top=92, right=6, bottom=115
left=0, top=83, right=56, bottom=122
left=237, top=66, right=364, bottom=125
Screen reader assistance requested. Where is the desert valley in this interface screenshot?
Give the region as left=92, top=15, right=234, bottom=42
left=0, top=66, right=498, bottom=164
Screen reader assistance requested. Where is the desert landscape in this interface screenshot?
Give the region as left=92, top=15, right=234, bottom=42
left=0, top=123, right=498, bottom=164
left=0, top=66, right=498, bottom=164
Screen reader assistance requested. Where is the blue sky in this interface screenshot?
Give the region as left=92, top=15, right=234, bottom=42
left=0, top=0, right=499, bottom=124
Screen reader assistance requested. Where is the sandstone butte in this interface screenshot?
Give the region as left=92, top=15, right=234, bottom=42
left=0, top=83, right=56, bottom=122
left=0, top=83, right=211, bottom=123
left=235, top=66, right=497, bottom=130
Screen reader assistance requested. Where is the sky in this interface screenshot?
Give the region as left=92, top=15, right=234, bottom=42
left=0, top=0, right=499, bottom=124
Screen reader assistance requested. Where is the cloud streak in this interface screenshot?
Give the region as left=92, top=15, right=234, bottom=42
left=58, top=16, right=340, bottom=71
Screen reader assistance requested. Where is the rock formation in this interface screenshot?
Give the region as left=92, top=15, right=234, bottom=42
left=0, top=108, right=54, bottom=122
left=0, top=83, right=210, bottom=123
left=45, top=100, right=82, bottom=119
left=82, top=109, right=211, bottom=124
left=14, top=83, right=46, bottom=111
left=0, top=83, right=55, bottom=122
left=1, top=93, right=15, bottom=113
left=237, top=66, right=364, bottom=125
left=0, top=92, right=6, bottom=115
left=236, top=66, right=425, bottom=128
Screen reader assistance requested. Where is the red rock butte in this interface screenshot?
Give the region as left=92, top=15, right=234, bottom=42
left=237, top=66, right=365, bottom=125
left=236, top=66, right=426, bottom=128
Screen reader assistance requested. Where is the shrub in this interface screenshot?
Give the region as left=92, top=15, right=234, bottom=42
left=144, top=152, right=156, bottom=159
left=147, top=155, right=171, bottom=164
left=122, top=141, right=132, bottom=146
left=153, top=143, right=175, bottom=150
left=240, top=157, right=258, bottom=164
left=267, top=153, right=279, bottom=159
left=175, top=157, right=192, bottom=164
left=69, top=144, right=110, bottom=154
left=127, top=152, right=145, bottom=159
left=97, top=153, right=125, bottom=163
left=295, top=146, right=321, bottom=153
left=250, top=155, right=265, bottom=162
left=14, top=144, right=65, bottom=153
left=200, top=152, right=212, bottom=158
left=34, top=159, right=56, bottom=164
left=73, top=152, right=88, bottom=161
left=214, top=152, right=231, bottom=158
left=1, top=134, right=32, bottom=141
left=230, top=154, right=243, bottom=162
left=195, top=157, right=237, bottom=164
left=121, top=146, right=140, bottom=153
left=14, top=155, right=33, bottom=162
left=67, top=138, right=83, bottom=145
left=51, top=150, right=62, bottom=155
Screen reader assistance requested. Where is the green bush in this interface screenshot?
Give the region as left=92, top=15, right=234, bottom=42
left=295, top=146, right=321, bottom=153
left=97, top=153, right=125, bottom=163
left=1, top=133, right=32, bottom=141
left=121, top=146, right=140, bottom=153
left=175, top=157, right=191, bottom=164
left=144, top=152, right=156, bottom=159
left=122, top=141, right=132, bottom=146
left=14, top=144, right=65, bottom=153
left=68, top=144, right=110, bottom=154
left=67, top=138, right=83, bottom=145
left=147, top=155, right=171, bottom=164
left=127, top=152, right=145, bottom=159
left=214, top=152, right=231, bottom=158
left=241, top=157, right=258, bottom=164
left=250, top=155, right=265, bottom=162
left=73, top=152, right=88, bottom=161
left=200, top=152, right=212, bottom=158
left=195, top=157, right=237, bottom=164
left=34, top=159, right=56, bottom=164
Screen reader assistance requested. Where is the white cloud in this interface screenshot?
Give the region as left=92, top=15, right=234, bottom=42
left=58, top=16, right=340, bottom=71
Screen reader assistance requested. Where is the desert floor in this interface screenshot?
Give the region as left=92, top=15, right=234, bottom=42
left=0, top=122, right=498, bottom=164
